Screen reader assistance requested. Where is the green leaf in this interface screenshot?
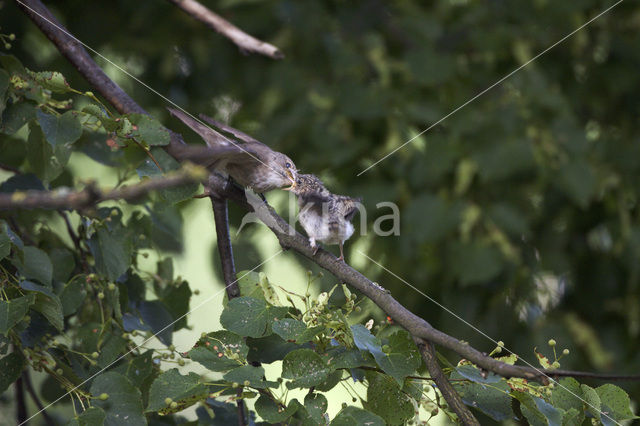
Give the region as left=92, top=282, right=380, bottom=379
left=1, top=101, right=36, bottom=134
left=26, top=124, right=72, bottom=183
left=87, top=224, right=132, bottom=281
left=67, top=406, right=106, bottom=426
left=514, top=392, right=562, bottom=426
left=314, top=370, right=343, bottom=392
left=50, top=248, right=75, bottom=283
left=36, top=110, right=82, bottom=146
left=19, top=246, right=53, bottom=285
left=29, top=71, right=71, bottom=93
left=596, top=384, right=638, bottom=423
left=136, top=149, right=197, bottom=204
left=158, top=280, right=191, bottom=331
left=20, top=280, right=64, bottom=331
left=331, top=406, right=385, bottom=426
left=351, top=326, right=420, bottom=385
left=0, top=352, right=26, bottom=394
left=551, top=377, right=583, bottom=413
left=364, top=371, right=415, bottom=425
left=0, top=222, right=10, bottom=260
left=137, top=301, right=173, bottom=346
left=147, top=368, right=208, bottom=413
left=96, top=334, right=128, bottom=368
left=580, top=384, right=602, bottom=421
left=61, top=278, right=88, bottom=316
left=127, top=114, right=171, bottom=146
left=124, top=351, right=155, bottom=388
left=452, top=373, right=514, bottom=421
left=304, top=393, right=328, bottom=424
left=325, top=347, right=374, bottom=370
left=272, top=318, right=323, bottom=344
left=220, top=296, right=286, bottom=338
left=223, top=365, right=278, bottom=389
left=188, top=330, right=248, bottom=371
left=456, top=364, right=502, bottom=384
left=282, top=348, right=331, bottom=389
left=0, top=294, right=35, bottom=335
left=246, top=334, right=302, bottom=364
left=90, top=372, right=146, bottom=426
left=254, top=395, right=298, bottom=423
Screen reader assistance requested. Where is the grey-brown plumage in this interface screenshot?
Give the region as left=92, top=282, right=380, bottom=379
left=168, top=107, right=297, bottom=193
left=293, top=174, right=360, bottom=262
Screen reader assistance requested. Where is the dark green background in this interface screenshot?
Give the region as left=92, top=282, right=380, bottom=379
left=2, top=0, right=639, bottom=418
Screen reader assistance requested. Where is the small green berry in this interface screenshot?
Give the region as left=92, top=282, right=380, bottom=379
left=563, top=349, right=570, bottom=355
left=169, top=344, right=175, bottom=351
left=243, top=380, right=250, bottom=386
left=170, top=402, right=178, bottom=409
left=497, top=341, right=504, bottom=347
left=354, top=306, right=361, bottom=312
left=194, top=289, right=200, bottom=295
left=56, top=368, right=63, bottom=375
left=91, top=352, right=99, bottom=359
left=232, top=382, right=239, bottom=388
left=552, top=361, right=560, bottom=369
left=548, top=339, right=556, bottom=347
left=108, top=283, right=116, bottom=291
left=4, top=43, right=11, bottom=49
left=99, top=393, right=109, bottom=400
left=165, top=397, right=173, bottom=405
left=178, top=359, right=185, bottom=366
left=9, top=34, right=16, bottom=41
left=97, top=292, right=105, bottom=300
left=85, top=91, right=94, bottom=97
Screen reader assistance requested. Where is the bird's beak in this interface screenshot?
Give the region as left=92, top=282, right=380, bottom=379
left=283, top=170, right=296, bottom=191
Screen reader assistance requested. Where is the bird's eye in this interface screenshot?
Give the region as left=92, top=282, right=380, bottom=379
left=297, top=178, right=302, bottom=185
left=285, top=162, right=291, bottom=169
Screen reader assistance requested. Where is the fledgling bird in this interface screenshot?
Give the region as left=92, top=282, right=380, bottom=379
left=293, top=174, right=360, bottom=262
left=167, top=107, right=297, bottom=193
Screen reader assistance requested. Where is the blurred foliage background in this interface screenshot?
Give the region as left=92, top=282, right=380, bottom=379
left=2, top=0, right=640, bottom=419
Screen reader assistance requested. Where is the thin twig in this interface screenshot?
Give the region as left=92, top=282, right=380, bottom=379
left=166, top=0, right=283, bottom=59
left=414, top=337, right=479, bottom=425
left=15, top=376, right=27, bottom=424
left=0, top=169, right=205, bottom=210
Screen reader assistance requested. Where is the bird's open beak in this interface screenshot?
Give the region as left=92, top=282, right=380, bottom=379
left=283, top=170, right=296, bottom=191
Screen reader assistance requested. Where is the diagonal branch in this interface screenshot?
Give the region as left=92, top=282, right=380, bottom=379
left=166, top=0, right=283, bottom=59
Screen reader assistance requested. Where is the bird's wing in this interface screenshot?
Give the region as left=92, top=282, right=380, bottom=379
left=199, top=113, right=263, bottom=145
left=173, top=144, right=261, bottom=168
left=340, top=197, right=361, bottom=221
left=299, top=192, right=332, bottom=215
left=167, top=107, right=232, bottom=148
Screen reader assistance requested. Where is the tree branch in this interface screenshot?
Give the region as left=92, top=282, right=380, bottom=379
left=166, top=0, right=284, bottom=59
left=0, top=168, right=205, bottom=210
left=22, top=371, right=55, bottom=426
left=18, top=4, right=640, bottom=423
left=414, top=338, right=479, bottom=426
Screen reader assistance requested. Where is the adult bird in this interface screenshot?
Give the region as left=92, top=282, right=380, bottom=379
left=168, top=107, right=297, bottom=193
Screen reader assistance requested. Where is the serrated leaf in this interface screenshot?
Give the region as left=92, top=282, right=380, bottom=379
left=29, top=71, right=70, bottom=93
left=596, top=384, right=638, bottom=423
left=1, top=101, right=36, bottom=134
left=351, top=326, right=420, bottom=385
left=36, top=110, right=82, bottom=146
left=282, top=349, right=331, bottom=389
left=246, top=334, right=302, bottom=364
left=25, top=124, right=71, bottom=183
left=96, top=334, right=128, bottom=368
left=20, top=281, right=63, bottom=331
left=19, top=246, right=53, bottom=285
left=551, top=377, right=583, bottom=413
left=304, top=393, right=328, bottom=424
left=255, top=395, right=298, bottom=423
left=90, top=372, right=146, bottom=426
left=452, top=372, right=514, bottom=421
left=189, top=330, right=248, bottom=371
left=147, top=368, right=208, bottom=413
left=220, top=296, right=285, bottom=338
left=331, top=406, right=385, bottom=426
left=0, top=294, right=35, bottom=335
left=0, top=352, right=26, bottom=394
left=364, top=371, right=415, bottom=425
left=456, top=364, right=502, bottom=384
left=223, top=365, right=278, bottom=389
left=580, top=384, right=602, bottom=421
left=87, top=224, right=132, bottom=281
left=61, top=279, right=88, bottom=316
left=325, top=347, right=374, bottom=370
left=127, top=114, right=170, bottom=146
left=272, top=318, right=322, bottom=344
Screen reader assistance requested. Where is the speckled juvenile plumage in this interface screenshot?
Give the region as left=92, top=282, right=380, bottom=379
left=293, top=174, right=360, bottom=262
left=168, top=107, right=297, bottom=193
